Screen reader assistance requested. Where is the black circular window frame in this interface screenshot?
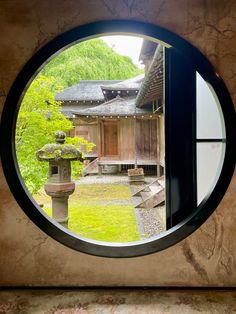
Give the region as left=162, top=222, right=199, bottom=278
left=0, top=20, right=235, bottom=258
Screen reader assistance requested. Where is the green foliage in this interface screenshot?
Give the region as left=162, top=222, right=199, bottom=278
left=16, top=76, right=93, bottom=194
left=41, top=38, right=143, bottom=88
left=65, top=136, right=95, bottom=178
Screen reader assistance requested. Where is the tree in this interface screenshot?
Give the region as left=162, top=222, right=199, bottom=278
left=41, top=38, right=143, bottom=89
left=16, top=75, right=94, bottom=194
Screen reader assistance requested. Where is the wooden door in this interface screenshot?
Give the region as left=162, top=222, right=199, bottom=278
left=103, top=121, right=118, bottom=156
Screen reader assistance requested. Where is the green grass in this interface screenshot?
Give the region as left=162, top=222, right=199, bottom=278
left=35, top=184, right=140, bottom=242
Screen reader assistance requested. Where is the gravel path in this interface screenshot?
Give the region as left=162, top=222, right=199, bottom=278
left=76, top=174, right=156, bottom=186
left=139, top=207, right=165, bottom=238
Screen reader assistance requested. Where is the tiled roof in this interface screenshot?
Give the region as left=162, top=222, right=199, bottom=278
left=61, top=103, right=98, bottom=118
left=72, top=96, right=152, bottom=117
left=55, top=80, right=121, bottom=101
left=136, top=45, right=164, bottom=107
left=101, top=74, right=144, bottom=91
left=139, top=40, right=158, bottom=62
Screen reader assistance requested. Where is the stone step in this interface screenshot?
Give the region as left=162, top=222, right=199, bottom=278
left=137, top=188, right=165, bottom=208
left=157, top=177, right=165, bottom=188
left=140, top=191, right=153, bottom=201
left=149, top=185, right=163, bottom=194
left=131, top=179, right=159, bottom=196
left=84, top=158, right=99, bottom=175
left=132, top=195, right=143, bottom=207
left=132, top=186, right=151, bottom=196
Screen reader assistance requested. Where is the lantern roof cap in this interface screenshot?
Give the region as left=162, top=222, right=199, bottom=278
left=36, top=131, right=83, bottom=161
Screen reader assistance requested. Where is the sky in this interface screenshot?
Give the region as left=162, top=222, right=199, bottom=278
left=102, top=35, right=144, bottom=68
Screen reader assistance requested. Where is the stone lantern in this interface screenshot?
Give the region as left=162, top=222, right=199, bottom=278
left=36, top=131, right=83, bottom=228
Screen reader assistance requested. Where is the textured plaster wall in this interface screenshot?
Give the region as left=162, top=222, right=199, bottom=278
left=0, top=0, right=235, bottom=287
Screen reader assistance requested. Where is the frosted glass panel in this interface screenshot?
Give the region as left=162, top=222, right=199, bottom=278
left=197, top=142, right=225, bottom=205
left=196, top=73, right=224, bottom=139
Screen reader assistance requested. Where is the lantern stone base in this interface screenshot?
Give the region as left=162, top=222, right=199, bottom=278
left=44, top=182, right=75, bottom=228
left=51, top=196, right=69, bottom=228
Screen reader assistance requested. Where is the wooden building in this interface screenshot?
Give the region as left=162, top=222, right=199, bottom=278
left=137, top=42, right=164, bottom=176
left=55, top=43, right=164, bottom=175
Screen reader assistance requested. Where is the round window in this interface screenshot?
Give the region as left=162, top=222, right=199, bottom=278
left=0, top=21, right=235, bottom=257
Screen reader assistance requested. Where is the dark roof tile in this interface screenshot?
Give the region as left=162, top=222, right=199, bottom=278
left=72, top=96, right=152, bottom=116
left=55, top=80, right=121, bottom=101
left=101, top=74, right=144, bottom=91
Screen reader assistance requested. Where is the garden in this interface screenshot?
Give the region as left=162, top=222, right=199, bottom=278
left=15, top=37, right=148, bottom=243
